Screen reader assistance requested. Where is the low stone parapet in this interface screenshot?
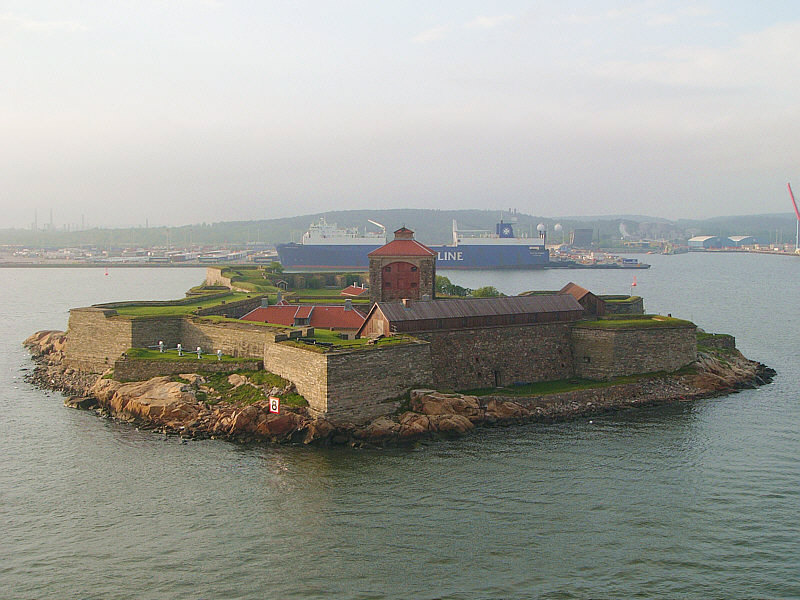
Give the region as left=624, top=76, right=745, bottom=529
left=113, top=356, right=262, bottom=382
left=697, top=332, right=736, bottom=352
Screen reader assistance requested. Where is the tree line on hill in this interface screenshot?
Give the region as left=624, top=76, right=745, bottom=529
left=1, top=208, right=797, bottom=249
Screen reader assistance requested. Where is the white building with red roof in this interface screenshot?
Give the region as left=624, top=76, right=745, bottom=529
left=340, top=283, right=369, bottom=298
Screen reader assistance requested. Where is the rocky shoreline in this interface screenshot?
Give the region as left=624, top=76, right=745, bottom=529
left=24, top=330, right=775, bottom=447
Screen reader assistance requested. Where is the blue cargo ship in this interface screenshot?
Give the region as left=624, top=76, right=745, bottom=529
left=276, top=218, right=550, bottom=271
left=431, top=220, right=549, bottom=269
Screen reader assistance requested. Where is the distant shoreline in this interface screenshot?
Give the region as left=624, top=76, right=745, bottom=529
left=0, top=262, right=207, bottom=268
left=1, top=247, right=797, bottom=269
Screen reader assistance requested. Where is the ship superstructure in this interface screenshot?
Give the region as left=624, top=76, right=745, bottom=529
left=299, top=217, right=387, bottom=246
left=276, top=218, right=386, bottom=270
left=276, top=216, right=549, bottom=271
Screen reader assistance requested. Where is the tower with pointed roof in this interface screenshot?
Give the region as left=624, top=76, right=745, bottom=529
left=368, top=226, right=436, bottom=305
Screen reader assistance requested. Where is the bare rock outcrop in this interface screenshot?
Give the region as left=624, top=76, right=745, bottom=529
left=484, top=398, right=530, bottom=423
left=397, top=412, right=432, bottom=439
left=410, top=392, right=483, bottom=423
left=428, top=413, right=475, bottom=435
left=302, top=417, right=337, bottom=445
left=24, top=330, right=67, bottom=363
left=91, top=376, right=199, bottom=427
left=693, top=351, right=775, bottom=393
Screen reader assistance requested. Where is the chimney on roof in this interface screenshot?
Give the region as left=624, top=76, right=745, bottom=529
left=261, top=297, right=269, bottom=308
left=344, top=298, right=353, bottom=311
left=402, top=298, right=412, bottom=308
left=276, top=291, right=282, bottom=304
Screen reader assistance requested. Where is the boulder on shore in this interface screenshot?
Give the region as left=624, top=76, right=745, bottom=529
left=91, top=376, right=199, bottom=425
left=410, top=392, right=483, bottom=422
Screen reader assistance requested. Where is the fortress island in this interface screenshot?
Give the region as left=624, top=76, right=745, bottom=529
left=25, top=228, right=774, bottom=446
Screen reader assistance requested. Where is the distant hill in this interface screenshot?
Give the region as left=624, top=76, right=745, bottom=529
left=0, top=209, right=796, bottom=248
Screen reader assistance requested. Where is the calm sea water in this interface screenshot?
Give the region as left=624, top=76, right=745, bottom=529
left=0, top=256, right=798, bottom=599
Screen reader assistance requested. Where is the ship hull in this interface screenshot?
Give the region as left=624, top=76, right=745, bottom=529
left=276, top=242, right=383, bottom=271
left=277, top=242, right=550, bottom=271
left=430, top=245, right=549, bottom=269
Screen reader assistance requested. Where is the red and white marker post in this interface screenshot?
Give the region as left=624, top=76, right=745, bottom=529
left=269, top=396, right=280, bottom=414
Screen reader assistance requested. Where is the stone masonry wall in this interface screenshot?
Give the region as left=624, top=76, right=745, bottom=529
left=196, top=296, right=265, bottom=319
left=263, top=343, right=328, bottom=416
left=61, top=302, right=698, bottom=420
left=205, top=267, right=233, bottom=288
left=63, top=308, right=135, bottom=373
left=180, top=319, right=272, bottom=359
left=325, top=341, right=432, bottom=423
left=130, top=317, right=185, bottom=350
left=601, top=297, right=645, bottom=315
left=572, top=325, right=696, bottom=380
left=113, top=357, right=262, bottom=382
left=61, top=308, right=330, bottom=413
left=697, top=333, right=736, bottom=351
left=369, top=255, right=435, bottom=305
left=63, top=311, right=268, bottom=373
left=416, top=323, right=575, bottom=390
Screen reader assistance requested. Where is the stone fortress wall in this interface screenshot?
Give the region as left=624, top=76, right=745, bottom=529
left=572, top=324, right=696, bottom=380
left=63, top=308, right=136, bottom=373
left=204, top=268, right=234, bottom=288
left=62, top=305, right=696, bottom=422
left=416, top=322, right=574, bottom=390
left=195, top=296, right=265, bottom=319
left=325, top=342, right=432, bottom=422
left=600, top=296, right=645, bottom=315
left=62, top=307, right=432, bottom=421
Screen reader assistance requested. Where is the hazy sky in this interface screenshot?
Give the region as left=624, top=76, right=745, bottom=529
left=3, top=1, right=800, bottom=228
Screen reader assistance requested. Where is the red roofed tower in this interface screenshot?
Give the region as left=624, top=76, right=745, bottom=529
left=368, top=227, right=436, bottom=305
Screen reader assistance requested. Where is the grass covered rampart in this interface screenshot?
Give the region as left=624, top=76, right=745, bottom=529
left=575, top=315, right=693, bottom=329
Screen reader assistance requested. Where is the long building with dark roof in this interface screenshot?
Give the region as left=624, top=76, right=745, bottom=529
left=355, top=294, right=585, bottom=389
left=358, top=295, right=584, bottom=337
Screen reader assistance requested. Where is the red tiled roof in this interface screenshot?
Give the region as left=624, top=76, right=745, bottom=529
left=308, top=305, right=367, bottom=329
left=241, top=304, right=366, bottom=330
left=368, top=239, right=435, bottom=257
left=295, top=305, right=313, bottom=319
left=340, top=285, right=369, bottom=297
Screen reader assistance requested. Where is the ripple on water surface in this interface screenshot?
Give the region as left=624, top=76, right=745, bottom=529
left=1, top=263, right=799, bottom=599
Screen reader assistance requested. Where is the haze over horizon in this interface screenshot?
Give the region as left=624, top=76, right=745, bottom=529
left=4, top=1, right=800, bottom=229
